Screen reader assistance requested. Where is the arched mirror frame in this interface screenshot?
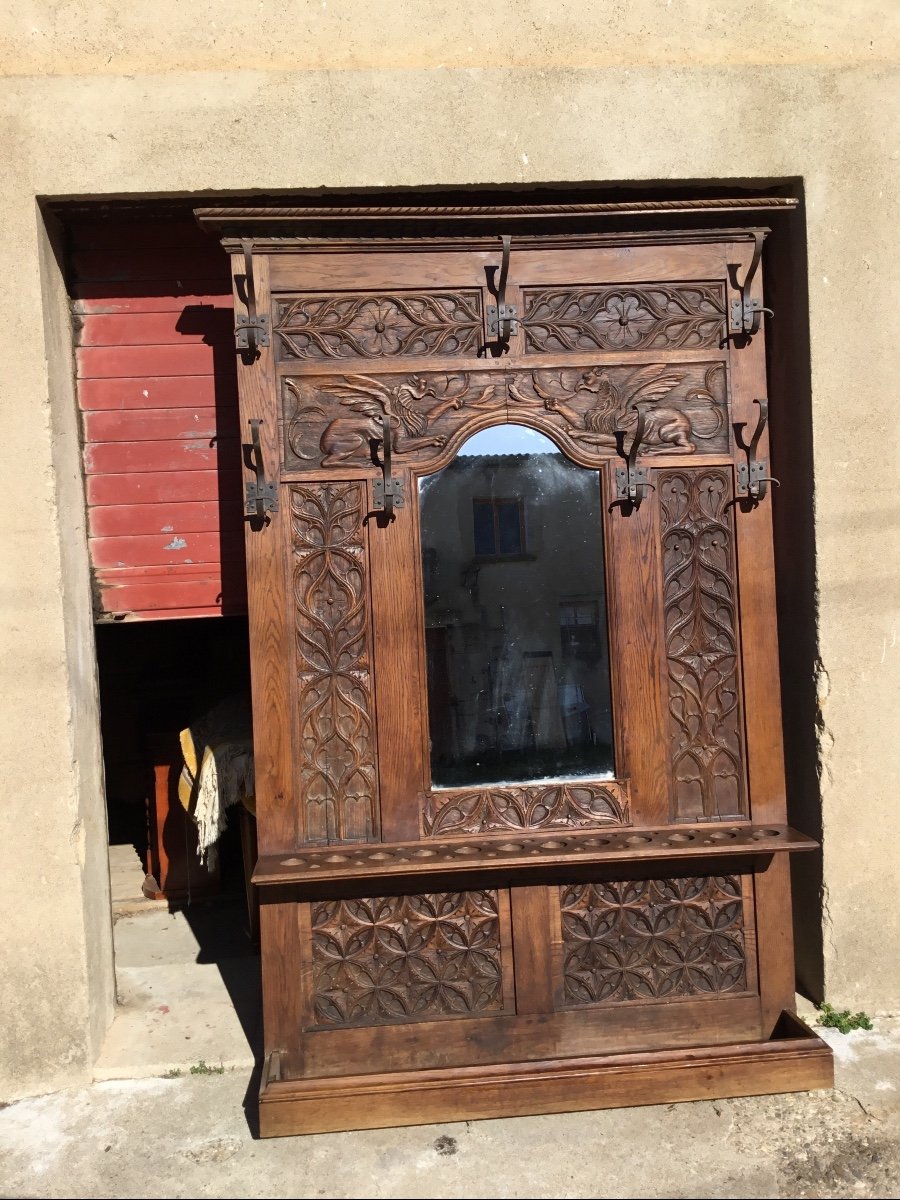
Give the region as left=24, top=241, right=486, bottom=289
left=407, top=415, right=627, bottom=838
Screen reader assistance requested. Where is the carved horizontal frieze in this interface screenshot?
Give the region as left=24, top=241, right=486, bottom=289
left=522, top=284, right=727, bottom=353
left=423, top=781, right=629, bottom=837
left=559, top=874, right=748, bottom=1006
left=275, top=291, right=483, bottom=360
left=283, top=362, right=728, bottom=471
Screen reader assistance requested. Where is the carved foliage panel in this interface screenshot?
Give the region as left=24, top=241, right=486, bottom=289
left=423, top=781, right=629, bottom=837
left=291, top=482, right=378, bottom=843
left=275, top=291, right=483, bottom=360
left=309, top=890, right=506, bottom=1028
left=283, top=362, right=728, bottom=471
left=523, top=283, right=727, bottom=353
left=658, top=470, right=746, bottom=821
left=559, top=875, right=748, bottom=1007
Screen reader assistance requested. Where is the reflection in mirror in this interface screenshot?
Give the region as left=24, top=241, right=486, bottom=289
left=419, top=424, right=614, bottom=788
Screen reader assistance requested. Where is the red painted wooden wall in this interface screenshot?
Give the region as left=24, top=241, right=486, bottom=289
left=71, top=213, right=246, bottom=620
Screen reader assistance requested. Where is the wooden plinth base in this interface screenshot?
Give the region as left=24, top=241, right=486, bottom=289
left=258, top=1012, right=833, bottom=1138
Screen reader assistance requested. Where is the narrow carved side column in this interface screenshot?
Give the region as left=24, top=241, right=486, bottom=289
left=291, top=482, right=379, bottom=843
left=658, top=469, right=746, bottom=821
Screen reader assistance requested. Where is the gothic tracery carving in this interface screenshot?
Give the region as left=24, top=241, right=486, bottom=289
left=560, top=875, right=747, bottom=1005
left=423, top=781, right=629, bottom=837
left=310, top=891, right=505, bottom=1027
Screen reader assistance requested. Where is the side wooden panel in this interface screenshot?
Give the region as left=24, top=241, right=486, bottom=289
left=727, top=241, right=789, bottom=827
left=603, top=462, right=671, bottom=824
left=231, top=252, right=295, bottom=855
left=369, top=470, right=429, bottom=842
left=510, top=886, right=555, bottom=1014
left=725, top=240, right=795, bottom=1027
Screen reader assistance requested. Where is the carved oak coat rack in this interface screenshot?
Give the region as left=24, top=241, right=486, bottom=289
left=196, top=199, right=832, bottom=1138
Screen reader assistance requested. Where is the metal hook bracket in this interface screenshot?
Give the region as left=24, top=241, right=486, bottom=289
left=733, top=399, right=780, bottom=504
left=486, top=234, right=519, bottom=343
left=729, top=231, right=774, bottom=337
left=371, top=415, right=405, bottom=519
left=234, top=239, right=270, bottom=353
left=610, top=404, right=655, bottom=512
left=244, top=419, right=279, bottom=518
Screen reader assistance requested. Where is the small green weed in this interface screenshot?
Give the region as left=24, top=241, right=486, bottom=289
left=189, top=1060, right=226, bottom=1075
left=818, top=1002, right=874, bottom=1034
left=162, top=1067, right=182, bottom=1078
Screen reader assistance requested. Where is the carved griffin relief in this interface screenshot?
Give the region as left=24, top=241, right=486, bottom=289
left=283, top=362, right=728, bottom=470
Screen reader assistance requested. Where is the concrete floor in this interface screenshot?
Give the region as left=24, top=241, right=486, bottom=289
left=3, top=860, right=898, bottom=1198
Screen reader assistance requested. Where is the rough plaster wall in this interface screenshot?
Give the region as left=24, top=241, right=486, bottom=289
left=0, top=206, right=113, bottom=1099
left=0, top=4, right=897, bottom=1097
left=38, top=213, right=117, bottom=1068
left=2, top=0, right=898, bottom=72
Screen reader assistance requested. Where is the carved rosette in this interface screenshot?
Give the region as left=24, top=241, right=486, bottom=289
left=559, top=875, right=747, bottom=1006
left=423, top=781, right=629, bottom=837
left=658, top=470, right=746, bottom=821
left=310, top=891, right=505, bottom=1028
left=282, top=362, right=728, bottom=471
left=522, top=284, right=726, bottom=352
left=275, top=291, right=483, bottom=360
left=291, top=483, right=378, bottom=843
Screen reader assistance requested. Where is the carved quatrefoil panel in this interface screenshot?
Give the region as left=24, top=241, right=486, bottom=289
left=559, top=875, right=748, bottom=1006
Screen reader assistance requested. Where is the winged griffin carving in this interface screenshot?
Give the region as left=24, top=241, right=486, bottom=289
left=510, top=364, right=725, bottom=455
left=285, top=373, right=496, bottom=466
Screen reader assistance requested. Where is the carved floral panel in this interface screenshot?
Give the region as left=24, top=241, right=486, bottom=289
left=283, top=362, right=728, bottom=470
left=291, top=482, right=378, bottom=843
left=275, top=291, right=483, bottom=360
left=522, top=284, right=726, bottom=353
left=658, top=470, right=746, bottom=821
left=310, top=890, right=506, bottom=1028
left=423, top=781, right=629, bottom=837
left=559, top=875, right=747, bottom=1006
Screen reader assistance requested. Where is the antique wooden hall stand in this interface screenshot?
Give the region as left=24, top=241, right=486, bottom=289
left=197, top=199, right=832, bottom=1137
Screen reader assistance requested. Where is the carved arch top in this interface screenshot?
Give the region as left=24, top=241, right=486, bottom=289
left=283, top=362, right=729, bottom=474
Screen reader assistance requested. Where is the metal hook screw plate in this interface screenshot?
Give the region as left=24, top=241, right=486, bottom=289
left=244, top=418, right=279, bottom=518
left=234, top=239, right=271, bottom=353
left=371, top=414, right=405, bottom=518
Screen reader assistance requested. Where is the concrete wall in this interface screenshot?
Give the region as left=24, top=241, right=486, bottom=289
left=1, top=2, right=897, bottom=1098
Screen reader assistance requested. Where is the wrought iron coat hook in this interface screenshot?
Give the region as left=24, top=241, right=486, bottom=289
left=234, top=239, right=270, bottom=356
left=729, top=231, right=774, bottom=339
left=371, top=414, right=405, bottom=522
left=609, top=404, right=655, bottom=513
left=732, top=399, right=780, bottom=505
left=486, top=234, right=519, bottom=348
left=244, top=419, right=279, bottom=525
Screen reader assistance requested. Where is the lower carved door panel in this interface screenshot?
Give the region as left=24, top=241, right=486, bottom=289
left=196, top=203, right=833, bottom=1135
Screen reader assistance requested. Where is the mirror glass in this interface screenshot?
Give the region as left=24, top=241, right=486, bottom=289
left=418, top=424, right=614, bottom=788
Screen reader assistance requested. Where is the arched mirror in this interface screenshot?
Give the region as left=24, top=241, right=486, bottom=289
left=418, top=424, right=614, bottom=789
